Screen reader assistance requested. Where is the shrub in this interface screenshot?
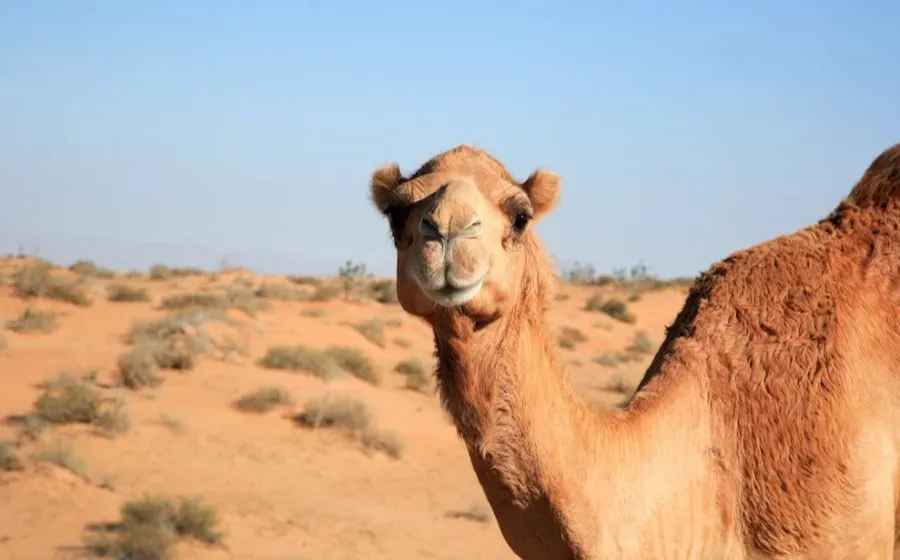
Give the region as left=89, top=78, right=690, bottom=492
left=325, top=346, right=380, bottom=385
left=106, top=283, right=150, bottom=302
left=353, top=318, right=386, bottom=347
left=557, top=326, right=587, bottom=349
left=260, top=345, right=342, bottom=380
left=0, top=442, right=24, bottom=472
left=394, top=358, right=426, bottom=376
left=117, top=350, right=165, bottom=390
left=298, top=394, right=371, bottom=431
left=85, top=495, right=223, bottom=559
left=234, top=386, right=293, bottom=414
left=598, top=298, right=636, bottom=324
left=7, top=308, right=56, bottom=333
left=13, top=263, right=91, bottom=306
left=33, top=376, right=101, bottom=424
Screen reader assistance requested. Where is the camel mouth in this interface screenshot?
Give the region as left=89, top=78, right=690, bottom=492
left=423, top=278, right=484, bottom=307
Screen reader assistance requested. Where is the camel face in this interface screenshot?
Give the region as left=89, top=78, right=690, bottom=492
left=369, top=145, right=559, bottom=323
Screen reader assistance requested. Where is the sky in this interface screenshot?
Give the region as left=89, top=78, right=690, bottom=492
left=1, top=1, right=898, bottom=279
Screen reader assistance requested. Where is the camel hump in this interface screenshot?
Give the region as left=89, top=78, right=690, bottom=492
left=846, top=143, right=900, bottom=208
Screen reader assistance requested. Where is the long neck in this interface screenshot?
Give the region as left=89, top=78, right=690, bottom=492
left=430, top=248, right=722, bottom=558
left=431, top=247, right=608, bottom=557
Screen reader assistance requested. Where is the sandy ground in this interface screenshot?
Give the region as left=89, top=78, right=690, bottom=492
left=0, top=260, right=688, bottom=559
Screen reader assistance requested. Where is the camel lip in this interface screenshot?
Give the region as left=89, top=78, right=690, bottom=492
left=424, top=278, right=484, bottom=307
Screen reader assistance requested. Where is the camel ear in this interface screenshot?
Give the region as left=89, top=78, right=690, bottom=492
left=370, top=163, right=406, bottom=214
left=522, top=169, right=559, bottom=220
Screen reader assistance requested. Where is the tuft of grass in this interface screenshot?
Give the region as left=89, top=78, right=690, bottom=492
left=325, top=346, right=380, bottom=385
left=448, top=501, right=492, bottom=523
left=106, top=283, right=151, bottom=302
left=260, top=345, right=342, bottom=380
left=593, top=353, right=621, bottom=368
left=598, top=298, right=636, bottom=324
left=255, top=282, right=309, bottom=301
left=393, top=337, right=412, bottom=349
left=310, top=283, right=341, bottom=302
left=299, top=307, right=328, bottom=318
left=298, top=393, right=371, bottom=432
left=6, top=308, right=56, bottom=333
left=13, top=263, right=92, bottom=306
left=369, top=279, right=398, bottom=304
left=33, top=375, right=101, bottom=424
left=394, top=358, right=426, bottom=376
left=33, top=439, right=88, bottom=477
left=70, top=260, right=114, bottom=278
left=0, top=442, right=25, bottom=472
left=117, top=349, right=165, bottom=390
left=626, top=331, right=655, bottom=356
left=395, top=358, right=430, bottom=393
left=286, top=275, right=322, bottom=286
left=160, top=292, right=229, bottom=311
left=234, top=386, right=294, bottom=414
left=94, top=396, right=133, bottom=438
left=604, top=373, right=637, bottom=395
left=557, top=326, right=587, bottom=350
left=361, top=427, right=405, bottom=459
left=583, top=293, right=604, bottom=312
left=84, top=495, right=223, bottom=558
left=353, top=318, right=386, bottom=347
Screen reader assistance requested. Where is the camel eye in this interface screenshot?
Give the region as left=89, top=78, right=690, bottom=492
left=386, top=207, right=408, bottom=236
left=512, top=212, right=531, bottom=232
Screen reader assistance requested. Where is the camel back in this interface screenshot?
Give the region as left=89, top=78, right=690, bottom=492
left=846, top=143, right=900, bottom=208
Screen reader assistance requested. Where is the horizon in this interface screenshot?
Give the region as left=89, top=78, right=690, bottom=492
left=2, top=2, right=898, bottom=278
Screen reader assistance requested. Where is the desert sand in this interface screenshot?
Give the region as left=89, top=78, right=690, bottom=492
left=0, top=258, right=690, bottom=560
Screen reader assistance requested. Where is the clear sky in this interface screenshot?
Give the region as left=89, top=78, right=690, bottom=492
left=1, top=1, right=898, bottom=278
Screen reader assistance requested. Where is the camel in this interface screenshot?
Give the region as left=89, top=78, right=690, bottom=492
left=367, top=143, right=900, bottom=559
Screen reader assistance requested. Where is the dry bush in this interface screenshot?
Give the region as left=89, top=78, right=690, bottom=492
left=353, top=318, right=386, bottom=347
left=255, top=282, right=309, bottom=301
left=260, top=345, right=342, bottom=380
left=0, top=330, right=7, bottom=352
left=117, top=349, right=165, bottom=390
left=148, top=265, right=207, bottom=281
left=234, top=386, right=294, bottom=414
left=310, top=283, right=341, bottom=301
left=34, top=375, right=101, bottom=424
left=393, top=337, right=412, bottom=349
left=128, top=308, right=232, bottom=344
left=394, top=358, right=430, bottom=392
left=7, top=308, right=56, bottom=333
left=557, top=326, right=587, bottom=350
left=598, top=298, right=636, bottom=324
left=296, top=393, right=406, bottom=459
left=127, top=309, right=235, bottom=369
left=14, top=263, right=92, bottom=306
left=84, top=495, right=222, bottom=558
left=106, top=283, right=150, bottom=302
left=225, top=285, right=269, bottom=317
left=299, top=307, right=328, bottom=318
left=0, top=442, right=25, bottom=472
left=325, top=346, right=380, bottom=385
left=160, top=292, right=229, bottom=311
left=33, top=439, right=88, bottom=476
left=448, top=501, right=492, bottom=523
left=584, top=293, right=604, bottom=312
left=593, top=353, right=621, bottom=368
left=626, top=331, right=655, bottom=355
left=298, top=393, right=371, bottom=431
left=286, top=275, right=322, bottom=286
left=69, top=260, right=114, bottom=278
left=604, top=373, right=638, bottom=395
left=32, top=374, right=133, bottom=438
left=361, top=427, right=405, bottom=459
left=369, top=279, right=398, bottom=304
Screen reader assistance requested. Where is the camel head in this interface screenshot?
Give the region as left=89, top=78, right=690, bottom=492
left=369, top=145, right=559, bottom=325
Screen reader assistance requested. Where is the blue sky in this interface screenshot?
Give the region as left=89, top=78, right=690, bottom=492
left=1, top=1, right=898, bottom=278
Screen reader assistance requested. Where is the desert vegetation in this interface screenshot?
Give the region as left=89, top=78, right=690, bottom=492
left=0, top=255, right=687, bottom=559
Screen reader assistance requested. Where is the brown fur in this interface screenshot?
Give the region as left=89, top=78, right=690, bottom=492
left=369, top=143, right=900, bottom=559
